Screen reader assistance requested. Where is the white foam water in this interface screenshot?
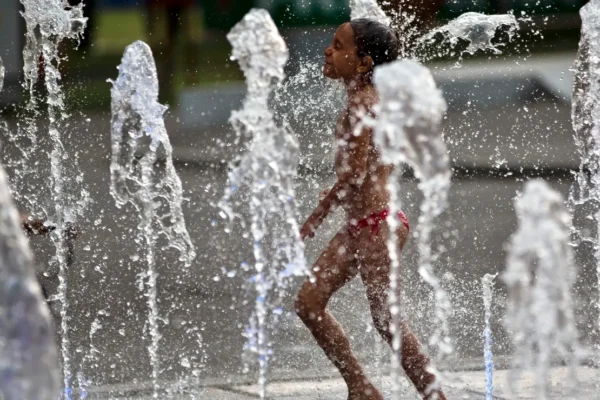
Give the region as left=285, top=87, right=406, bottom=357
left=571, top=0, right=600, bottom=211
left=20, top=0, right=87, bottom=92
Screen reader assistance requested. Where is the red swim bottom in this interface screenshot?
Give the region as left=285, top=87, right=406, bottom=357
left=347, top=209, right=410, bottom=238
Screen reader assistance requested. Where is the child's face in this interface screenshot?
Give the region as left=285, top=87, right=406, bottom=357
left=323, top=23, right=361, bottom=81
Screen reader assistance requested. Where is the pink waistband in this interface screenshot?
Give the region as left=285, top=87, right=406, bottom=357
left=347, top=209, right=410, bottom=238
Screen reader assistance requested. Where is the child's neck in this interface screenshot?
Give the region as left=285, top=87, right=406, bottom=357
left=345, top=76, right=373, bottom=97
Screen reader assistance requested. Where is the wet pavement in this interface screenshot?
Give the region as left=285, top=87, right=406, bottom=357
left=83, top=366, right=598, bottom=399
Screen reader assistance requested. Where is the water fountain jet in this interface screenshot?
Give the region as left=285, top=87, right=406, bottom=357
left=219, top=8, right=306, bottom=398
left=504, top=180, right=579, bottom=399
left=371, top=59, right=450, bottom=398
left=110, top=40, right=196, bottom=397
left=18, top=1, right=88, bottom=395
left=482, top=273, right=497, bottom=400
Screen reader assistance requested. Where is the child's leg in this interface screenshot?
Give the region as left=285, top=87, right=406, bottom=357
left=399, top=323, right=446, bottom=400
left=295, top=230, right=380, bottom=399
left=358, top=226, right=447, bottom=400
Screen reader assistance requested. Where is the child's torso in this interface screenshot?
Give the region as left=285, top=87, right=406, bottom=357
left=334, top=109, right=391, bottom=220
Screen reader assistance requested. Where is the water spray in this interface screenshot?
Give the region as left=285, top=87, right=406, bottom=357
left=504, top=180, right=579, bottom=399
left=110, top=40, right=196, bottom=398
left=219, top=9, right=306, bottom=398
left=482, top=273, right=497, bottom=400
left=371, top=59, right=450, bottom=398
left=19, top=1, right=88, bottom=395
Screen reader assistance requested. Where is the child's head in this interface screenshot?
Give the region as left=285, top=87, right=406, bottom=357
left=323, top=19, right=399, bottom=82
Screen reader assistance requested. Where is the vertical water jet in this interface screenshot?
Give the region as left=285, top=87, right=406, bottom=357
left=504, top=180, right=579, bottom=399
left=219, top=9, right=306, bottom=398
left=571, top=0, right=600, bottom=214
left=482, top=273, right=496, bottom=400
left=570, top=0, right=600, bottom=360
left=371, top=59, right=449, bottom=398
left=19, top=1, right=88, bottom=395
left=110, top=40, right=196, bottom=397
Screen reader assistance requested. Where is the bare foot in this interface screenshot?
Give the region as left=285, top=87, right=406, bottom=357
left=348, top=382, right=384, bottom=400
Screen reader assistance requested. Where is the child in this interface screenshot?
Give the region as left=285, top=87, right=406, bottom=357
left=296, top=19, right=447, bottom=400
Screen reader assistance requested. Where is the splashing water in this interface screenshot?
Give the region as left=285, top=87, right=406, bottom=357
left=19, top=1, right=88, bottom=396
left=0, top=86, right=59, bottom=400
left=420, top=12, right=518, bottom=58
left=370, top=59, right=449, bottom=397
left=570, top=1, right=600, bottom=342
left=219, top=9, right=306, bottom=398
left=0, top=57, right=6, bottom=137
left=273, top=59, right=343, bottom=171
left=482, top=273, right=497, bottom=400
left=18, top=0, right=87, bottom=210
left=349, top=1, right=520, bottom=61
left=110, top=40, right=196, bottom=397
left=350, top=0, right=390, bottom=26
left=349, top=0, right=424, bottom=58
left=0, top=61, right=59, bottom=400
left=20, top=0, right=86, bottom=92
left=571, top=0, right=600, bottom=211
left=503, top=180, right=579, bottom=400
left=0, top=57, right=4, bottom=94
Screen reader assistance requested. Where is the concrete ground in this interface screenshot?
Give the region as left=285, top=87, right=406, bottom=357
left=83, top=366, right=597, bottom=399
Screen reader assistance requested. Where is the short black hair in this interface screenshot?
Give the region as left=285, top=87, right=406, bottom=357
left=349, top=18, right=399, bottom=68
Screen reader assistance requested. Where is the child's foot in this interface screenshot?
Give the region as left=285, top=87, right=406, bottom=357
left=347, top=382, right=384, bottom=400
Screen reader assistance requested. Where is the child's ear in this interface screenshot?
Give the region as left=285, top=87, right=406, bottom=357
left=357, top=56, right=374, bottom=74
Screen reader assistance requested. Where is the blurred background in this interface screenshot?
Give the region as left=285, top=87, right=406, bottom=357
left=0, top=0, right=585, bottom=107
left=0, top=0, right=593, bottom=397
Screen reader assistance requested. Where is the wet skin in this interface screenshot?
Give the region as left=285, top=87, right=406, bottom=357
left=297, top=23, right=447, bottom=400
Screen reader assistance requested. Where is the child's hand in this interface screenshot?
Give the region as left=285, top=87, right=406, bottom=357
left=21, top=214, right=54, bottom=237
left=319, top=188, right=331, bottom=201
left=300, top=216, right=319, bottom=240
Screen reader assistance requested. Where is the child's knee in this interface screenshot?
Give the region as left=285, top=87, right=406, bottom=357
left=295, top=286, right=327, bottom=322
